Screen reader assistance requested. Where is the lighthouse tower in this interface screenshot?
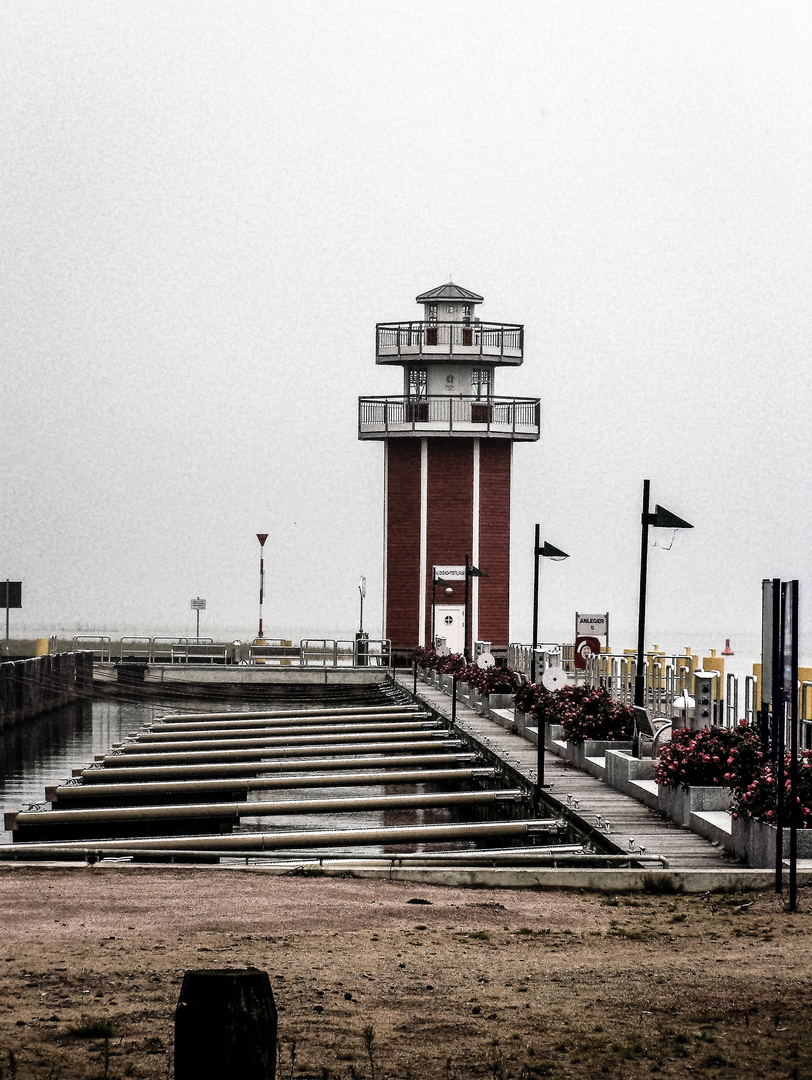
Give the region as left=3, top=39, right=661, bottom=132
left=358, top=283, right=539, bottom=660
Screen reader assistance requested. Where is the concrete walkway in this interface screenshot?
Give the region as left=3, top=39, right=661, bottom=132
left=396, top=674, right=735, bottom=871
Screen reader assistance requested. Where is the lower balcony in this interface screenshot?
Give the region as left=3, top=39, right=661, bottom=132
left=358, top=396, right=540, bottom=441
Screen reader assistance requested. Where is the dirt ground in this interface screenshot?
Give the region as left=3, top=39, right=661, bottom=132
left=0, top=866, right=810, bottom=1079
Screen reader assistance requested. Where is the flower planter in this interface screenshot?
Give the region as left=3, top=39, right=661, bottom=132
left=658, top=784, right=732, bottom=828
left=457, top=681, right=470, bottom=704
left=731, top=816, right=812, bottom=868
left=567, top=740, right=633, bottom=771
left=513, top=709, right=528, bottom=737
left=487, top=693, right=516, bottom=722
left=470, top=689, right=487, bottom=714
left=545, top=724, right=567, bottom=757
left=605, top=750, right=657, bottom=797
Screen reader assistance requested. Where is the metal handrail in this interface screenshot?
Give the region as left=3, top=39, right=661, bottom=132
left=358, top=395, right=540, bottom=439
left=376, top=320, right=523, bottom=361
left=170, top=642, right=229, bottom=664
left=71, top=636, right=112, bottom=662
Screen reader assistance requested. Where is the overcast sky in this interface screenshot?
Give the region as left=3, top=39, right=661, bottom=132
left=1, top=1, right=810, bottom=661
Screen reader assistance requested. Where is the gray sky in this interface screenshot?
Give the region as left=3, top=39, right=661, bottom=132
left=2, top=1, right=810, bottom=659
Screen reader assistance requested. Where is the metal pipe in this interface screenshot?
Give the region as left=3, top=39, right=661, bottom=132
left=46, top=767, right=497, bottom=806
left=149, top=714, right=430, bottom=733
left=77, top=753, right=479, bottom=783
left=137, top=720, right=437, bottom=741
left=154, top=706, right=421, bottom=723
left=98, top=739, right=462, bottom=768
left=8, top=790, right=528, bottom=831
left=120, top=728, right=445, bottom=753
left=0, top=818, right=541, bottom=855
left=635, top=479, right=651, bottom=708
left=531, top=523, right=540, bottom=684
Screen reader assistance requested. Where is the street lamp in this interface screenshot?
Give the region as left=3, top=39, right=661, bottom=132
left=463, top=555, right=486, bottom=660
left=634, top=479, right=693, bottom=707
left=531, top=524, right=570, bottom=684
left=256, top=533, right=268, bottom=640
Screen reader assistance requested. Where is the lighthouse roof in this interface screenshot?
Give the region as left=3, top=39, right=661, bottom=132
left=415, top=282, right=484, bottom=305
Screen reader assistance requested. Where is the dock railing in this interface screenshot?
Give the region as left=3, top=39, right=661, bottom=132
left=508, top=643, right=566, bottom=679
left=78, top=636, right=392, bottom=670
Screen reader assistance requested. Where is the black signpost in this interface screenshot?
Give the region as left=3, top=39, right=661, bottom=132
left=764, top=577, right=800, bottom=909
left=1, top=580, right=22, bottom=642
left=784, top=580, right=799, bottom=911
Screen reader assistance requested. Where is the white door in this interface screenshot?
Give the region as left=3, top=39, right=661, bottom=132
left=434, top=605, right=466, bottom=654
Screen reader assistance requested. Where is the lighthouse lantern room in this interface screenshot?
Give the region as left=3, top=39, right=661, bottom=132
left=358, top=283, right=540, bottom=660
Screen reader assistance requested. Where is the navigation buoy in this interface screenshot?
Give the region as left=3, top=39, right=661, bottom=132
left=722, top=639, right=734, bottom=656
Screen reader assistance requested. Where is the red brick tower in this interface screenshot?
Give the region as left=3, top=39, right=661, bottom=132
left=358, top=283, right=539, bottom=659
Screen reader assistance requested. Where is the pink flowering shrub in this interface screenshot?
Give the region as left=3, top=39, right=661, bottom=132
left=434, top=652, right=469, bottom=676
left=513, top=681, right=544, bottom=714
left=411, top=646, right=437, bottom=669
left=556, top=686, right=634, bottom=744
left=514, top=685, right=633, bottom=743
left=655, top=721, right=762, bottom=790
left=463, top=663, right=516, bottom=695
left=732, top=751, right=812, bottom=827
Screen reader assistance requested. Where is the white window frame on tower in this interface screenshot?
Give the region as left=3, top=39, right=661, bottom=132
left=408, top=367, right=428, bottom=398
left=471, top=368, right=492, bottom=400
left=427, top=304, right=438, bottom=325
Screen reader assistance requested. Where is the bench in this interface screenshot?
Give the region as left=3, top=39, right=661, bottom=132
left=633, top=706, right=672, bottom=758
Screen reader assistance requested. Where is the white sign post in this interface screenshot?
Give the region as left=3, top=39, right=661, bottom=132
left=575, top=612, right=609, bottom=645
left=191, top=597, right=206, bottom=641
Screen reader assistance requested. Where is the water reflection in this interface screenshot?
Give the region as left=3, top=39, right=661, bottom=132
left=1, top=699, right=515, bottom=857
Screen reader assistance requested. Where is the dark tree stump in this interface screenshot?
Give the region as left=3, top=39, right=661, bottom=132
left=175, top=968, right=277, bottom=1079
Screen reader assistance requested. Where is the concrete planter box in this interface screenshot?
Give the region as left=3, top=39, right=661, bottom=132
left=731, top=816, right=812, bottom=867
left=605, top=750, right=657, bottom=797
left=567, top=740, right=633, bottom=771
left=457, top=681, right=470, bottom=704
left=514, top=709, right=528, bottom=737
left=658, top=784, right=732, bottom=827
left=488, top=692, right=515, bottom=714
left=545, top=723, right=565, bottom=755
left=439, top=674, right=455, bottom=692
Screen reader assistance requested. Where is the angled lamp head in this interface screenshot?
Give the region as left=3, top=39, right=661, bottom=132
left=537, top=542, right=570, bottom=559
left=651, top=505, right=693, bottom=530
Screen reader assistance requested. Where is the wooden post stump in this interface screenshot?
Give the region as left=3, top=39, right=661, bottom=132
left=175, top=968, right=277, bottom=1079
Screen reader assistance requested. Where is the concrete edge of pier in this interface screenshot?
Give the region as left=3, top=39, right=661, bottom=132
left=0, top=860, right=809, bottom=893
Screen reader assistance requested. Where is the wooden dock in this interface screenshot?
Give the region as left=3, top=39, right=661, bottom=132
left=399, top=674, right=736, bottom=870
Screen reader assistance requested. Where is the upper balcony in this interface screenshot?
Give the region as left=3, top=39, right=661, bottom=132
left=358, top=395, right=540, bottom=441
left=375, top=321, right=523, bottom=366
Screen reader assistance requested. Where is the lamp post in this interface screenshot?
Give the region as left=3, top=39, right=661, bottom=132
left=256, top=533, right=268, bottom=640
left=463, top=555, right=486, bottom=661
left=430, top=570, right=456, bottom=649
left=634, top=480, right=693, bottom=708
left=531, top=524, right=570, bottom=684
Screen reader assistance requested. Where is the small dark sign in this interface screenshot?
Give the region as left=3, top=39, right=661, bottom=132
left=0, top=581, right=22, bottom=608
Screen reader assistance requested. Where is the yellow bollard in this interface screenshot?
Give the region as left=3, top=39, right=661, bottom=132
left=35, top=638, right=49, bottom=657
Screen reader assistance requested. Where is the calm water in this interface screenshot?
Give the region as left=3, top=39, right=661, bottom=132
left=0, top=699, right=165, bottom=844
left=0, top=698, right=494, bottom=856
